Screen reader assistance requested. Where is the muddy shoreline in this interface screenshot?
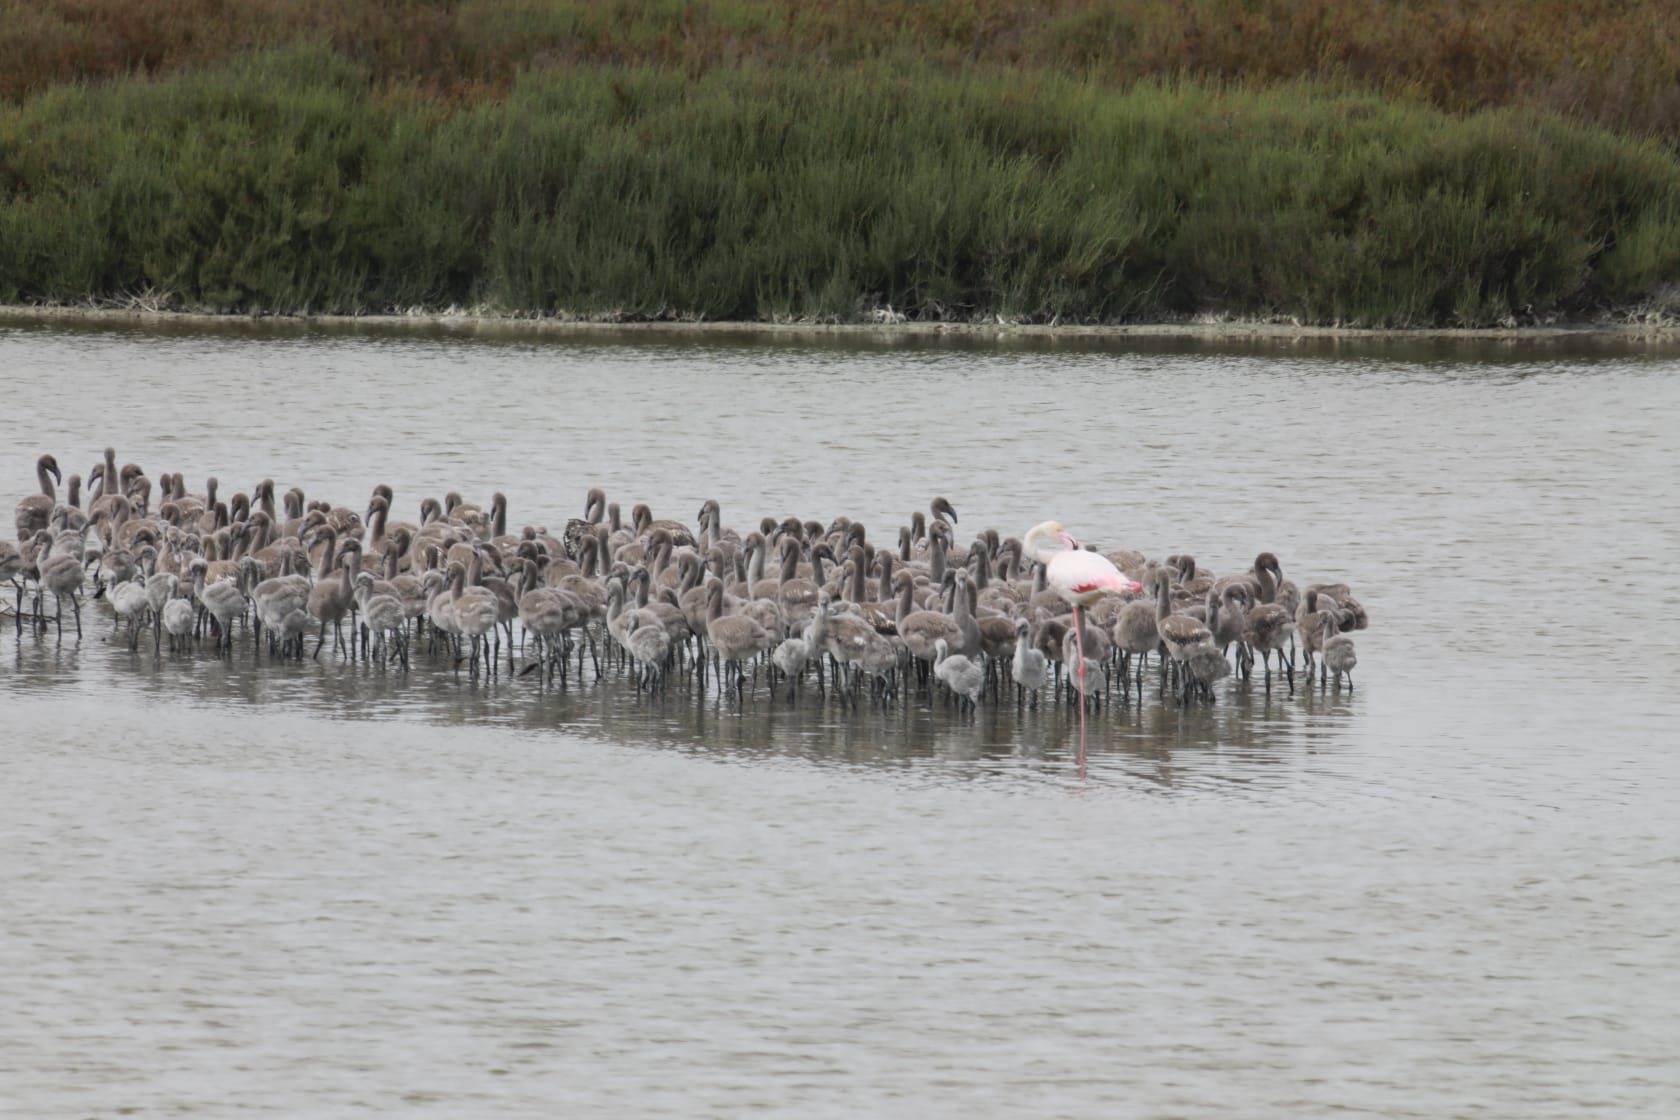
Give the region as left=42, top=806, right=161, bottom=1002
left=6, top=303, right=1680, bottom=348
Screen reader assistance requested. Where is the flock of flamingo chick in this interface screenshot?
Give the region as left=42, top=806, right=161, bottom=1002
left=4, top=450, right=1365, bottom=709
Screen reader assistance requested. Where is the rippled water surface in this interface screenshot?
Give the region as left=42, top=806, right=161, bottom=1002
left=2, top=319, right=1678, bottom=1117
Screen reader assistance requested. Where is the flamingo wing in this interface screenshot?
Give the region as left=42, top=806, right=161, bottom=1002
left=1048, top=550, right=1142, bottom=605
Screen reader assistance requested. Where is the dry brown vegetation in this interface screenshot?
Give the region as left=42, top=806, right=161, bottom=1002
left=5, top=0, right=1680, bottom=140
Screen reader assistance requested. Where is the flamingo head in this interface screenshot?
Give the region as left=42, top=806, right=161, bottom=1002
left=1023, top=520, right=1073, bottom=565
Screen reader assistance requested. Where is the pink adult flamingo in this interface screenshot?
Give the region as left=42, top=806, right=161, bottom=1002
left=1023, top=521, right=1143, bottom=772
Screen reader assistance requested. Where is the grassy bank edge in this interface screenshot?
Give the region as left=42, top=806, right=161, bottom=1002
left=6, top=303, right=1679, bottom=345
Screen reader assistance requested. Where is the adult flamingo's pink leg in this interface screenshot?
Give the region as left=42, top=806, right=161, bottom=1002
left=1021, top=521, right=1141, bottom=781
left=1073, top=603, right=1087, bottom=778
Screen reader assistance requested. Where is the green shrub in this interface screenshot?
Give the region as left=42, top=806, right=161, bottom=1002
left=3, top=50, right=1678, bottom=325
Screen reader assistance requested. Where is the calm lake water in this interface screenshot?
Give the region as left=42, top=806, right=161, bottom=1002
left=2, top=317, right=1677, bottom=1117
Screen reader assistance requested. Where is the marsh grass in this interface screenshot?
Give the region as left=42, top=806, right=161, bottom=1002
left=3, top=50, right=1679, bottom=325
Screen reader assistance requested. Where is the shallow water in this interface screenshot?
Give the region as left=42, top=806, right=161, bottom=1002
left=2, top=319, right=1677, bottom=1117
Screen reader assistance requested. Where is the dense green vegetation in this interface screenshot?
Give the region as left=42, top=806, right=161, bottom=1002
left=2, top=21, right=1679, bottom=325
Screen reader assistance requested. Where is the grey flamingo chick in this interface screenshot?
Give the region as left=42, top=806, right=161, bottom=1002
left=1011, top=618, right=1048, bottom=708
left=1112, top=572, right=1162, bottom=688
left=819, top=597, right=897, bottom=702
left=1321, top=609, right=1358, bottom=690
left=1243, top=553, right=1296, bottom=691
left=33, top=530, right=86, bottom=639
left=771, top=619, right=812, bottom=702
left=1186, top=642, right=1232, bottom=698
left=705, top=580, right=771, bottom=699
left=195, top=558, right=249, bottom=654
left=450, top=555, right=502, bottom=675
left=515, top=562, right=581, bottom=678
left=160, top=588, right=196, bottom=654
left=1156, top=575, right=1213, bottom=704
left=933, top=637, right=984, bottom=712
left=107, top=570, right=151, bottom=650
left=16, top=454, right=60, bottom=543
left=252, top=553, right=311, bottom=656
left=307, top=538, right=361, bottom=659
left=624, top=609, right=671, bottom=693
left=895, top=570, right=960, bottom=689
left=0, top=538, right=22, bottom=632
left=354, top=571, right=410, bottom=669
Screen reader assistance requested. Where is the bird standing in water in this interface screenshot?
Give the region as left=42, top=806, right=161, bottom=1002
left=1023, top=521, right=1143, bottom=774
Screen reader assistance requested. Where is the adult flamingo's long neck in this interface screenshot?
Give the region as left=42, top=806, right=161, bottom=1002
left=1022, top=521, right=1073, bottom=566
